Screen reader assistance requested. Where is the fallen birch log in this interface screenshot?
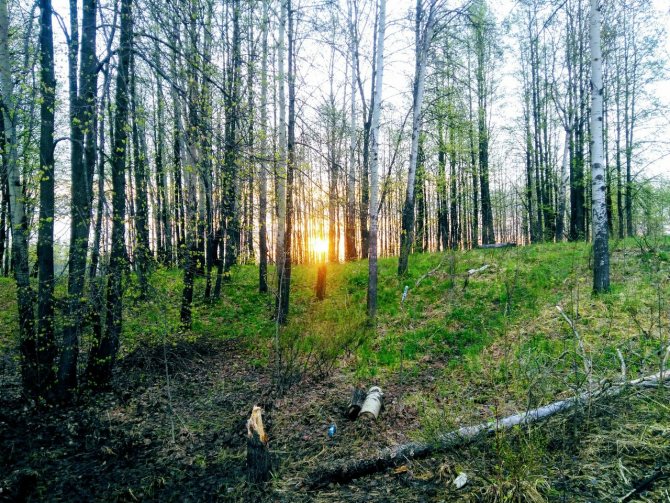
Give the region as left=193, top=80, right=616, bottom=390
left=307, top=371, right=670, bottom=488
left=359, top=386, right=384, bottom=420
left=463, top=264, right=489, bottom=289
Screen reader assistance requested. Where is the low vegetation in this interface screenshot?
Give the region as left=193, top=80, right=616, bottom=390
left=1, top=238, right=669, bottom=501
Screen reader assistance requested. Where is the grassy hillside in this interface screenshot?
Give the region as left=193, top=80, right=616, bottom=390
left=1, top=238, right=669, bottom=501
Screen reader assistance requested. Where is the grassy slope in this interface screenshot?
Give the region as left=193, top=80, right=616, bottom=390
left=0, top=239, right=669, bottom=501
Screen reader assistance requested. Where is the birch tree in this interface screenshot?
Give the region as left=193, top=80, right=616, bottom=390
left=398, top=0, right=437, bottom=277
left=590, top=0, right=610, bottom=292
left=367, top=0, right=386, bottom=318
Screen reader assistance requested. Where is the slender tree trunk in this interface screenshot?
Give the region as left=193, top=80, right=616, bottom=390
left=130, top=53, right=150, bottom=298
left=590, top=0, right=609, bottom=293
left=398, top=0, right=434, bottom=276
left=59, top=0, right=98, bottom=393
left=222, top=0, right=241, bottom=281
left=180, top=6, right=201, bottom=325
left=86, top=0, right=132, bottom=386
left=436, top=114, right=448, bottom=251
left=555, top=130, right=570, bottom=241
left=345, top=2, right=357, bottom=261
left=475, top=9, right=494, bottom=245
left=35, top=0, right=58, bottom=397
left=275, top=0, right=287, bottom=270
left=367, top=0, right=386, bottom=319
left=258, top=0, right=269, bottom=293
left=449, top=115, right=459, bottom=249
left=276, top=0, right=295, bottom=325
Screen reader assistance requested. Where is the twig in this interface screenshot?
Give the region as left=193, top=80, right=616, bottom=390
left=620, top=465, right=669, bottom=502
left=616, top=349, right=627, bottom=382
left=557, top=305, right=593, bottom=388
left=415, top=253, right=448, bottom=288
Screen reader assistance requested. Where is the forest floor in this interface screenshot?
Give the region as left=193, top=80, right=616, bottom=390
left=1, top=238, right=670, bottom=502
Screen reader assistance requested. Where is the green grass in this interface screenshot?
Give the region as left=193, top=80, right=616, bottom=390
left=1, top=237, right=669, bottom=401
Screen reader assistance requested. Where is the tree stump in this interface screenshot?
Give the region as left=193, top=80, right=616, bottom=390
left=246, top=406, right=271, bottom=483
left=347, top=386, right=367, bottom=420
left=359, top=386, right=384, bottom=420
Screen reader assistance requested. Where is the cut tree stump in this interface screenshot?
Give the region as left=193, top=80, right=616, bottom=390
left=307, top=370, right=670, bottom=488
left=347, top=386, right=367, bottom=420
left=246, top=406, right=272, bottom=483
left=359, top=386, right=383, bottom=420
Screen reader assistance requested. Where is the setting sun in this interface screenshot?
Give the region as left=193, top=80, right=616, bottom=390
left=311, top=237, right=328, bottom=256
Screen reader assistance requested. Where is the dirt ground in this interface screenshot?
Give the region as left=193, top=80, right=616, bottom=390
left=1, top=337, right=669, bottom=502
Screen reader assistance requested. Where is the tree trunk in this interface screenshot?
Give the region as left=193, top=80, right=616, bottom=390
left=35, top=0, right=58, bottom=397
left=555, top=130, right=570, bottom=241
left=590, top=0, right=609, bottom=293
left=258, top=0, right=269, bottom=293
left=130, top=52, right=151, bottom=299
left=276, top=0, right=295, bottom=325
left=180, top=7, right=201, bottom=326
left=275, top=0, right=287, bottom=271
left=345, top=4, right=357, bottom=261
left=367, top=0, right=386, bottom=319
left=86, top=0, right=132, bottom=387
left=398, top=0, right=433, bottom=276
left=475, top=6, right=494, bottom=246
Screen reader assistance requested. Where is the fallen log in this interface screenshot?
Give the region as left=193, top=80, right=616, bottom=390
left=359, top=386, right=384, bottom=420
left=463, top=264, right=490, bottom=289
left=347, top=387, right=367, bottom=420
left=306, top=371, right=670, bottom=488
left=246, top=406, right=272, bottom=483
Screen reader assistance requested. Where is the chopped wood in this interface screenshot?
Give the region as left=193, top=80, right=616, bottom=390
left=246, top=406, right=271, bottom=483
left=306, top=370, right=670, bottom=488
left=359, top=386, right=383, bottom=420
left=347, top=386, right=367, bottom=420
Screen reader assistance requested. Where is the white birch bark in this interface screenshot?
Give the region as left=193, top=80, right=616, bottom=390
left=557, top=130, right=570, bottom=240
left=590, top=0, right=609, bottom=292
left=367, top=0, right=386, bottom=318
left=345, top=0, right=357, bottom=261
left=0, top=0, right=34, bottom=343
left=275, top=0, right=287, bottom=267
left=398, top=0, right=436, bottom=276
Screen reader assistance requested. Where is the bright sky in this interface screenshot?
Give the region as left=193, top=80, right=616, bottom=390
left=45, top=0, right=670, bottom=245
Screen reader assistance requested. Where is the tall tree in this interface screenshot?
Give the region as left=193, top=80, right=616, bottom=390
left=590, top=0, right=609, bottom=292
left=367, top=0, right=386, bottom=318
left=86, top=0, right=132, bottom=386
left=276, top=0, right=295, bottom=325
left=345, top=0, right=358, bottom=261
left=35, top=0, right=58, bottom=397
left=258, top=0, right=269, bottom=293
left=59, top=0, right=98, bottom=393
left=474, top=0, right=495, bottom=245
left=398, top=0, right=436, bottom=276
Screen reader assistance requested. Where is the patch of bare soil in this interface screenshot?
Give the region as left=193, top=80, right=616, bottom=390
left=2, top=338, right=669, bottom=502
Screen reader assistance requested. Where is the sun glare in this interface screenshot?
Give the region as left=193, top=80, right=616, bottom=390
left=311, top=237, right=328, bottom=256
